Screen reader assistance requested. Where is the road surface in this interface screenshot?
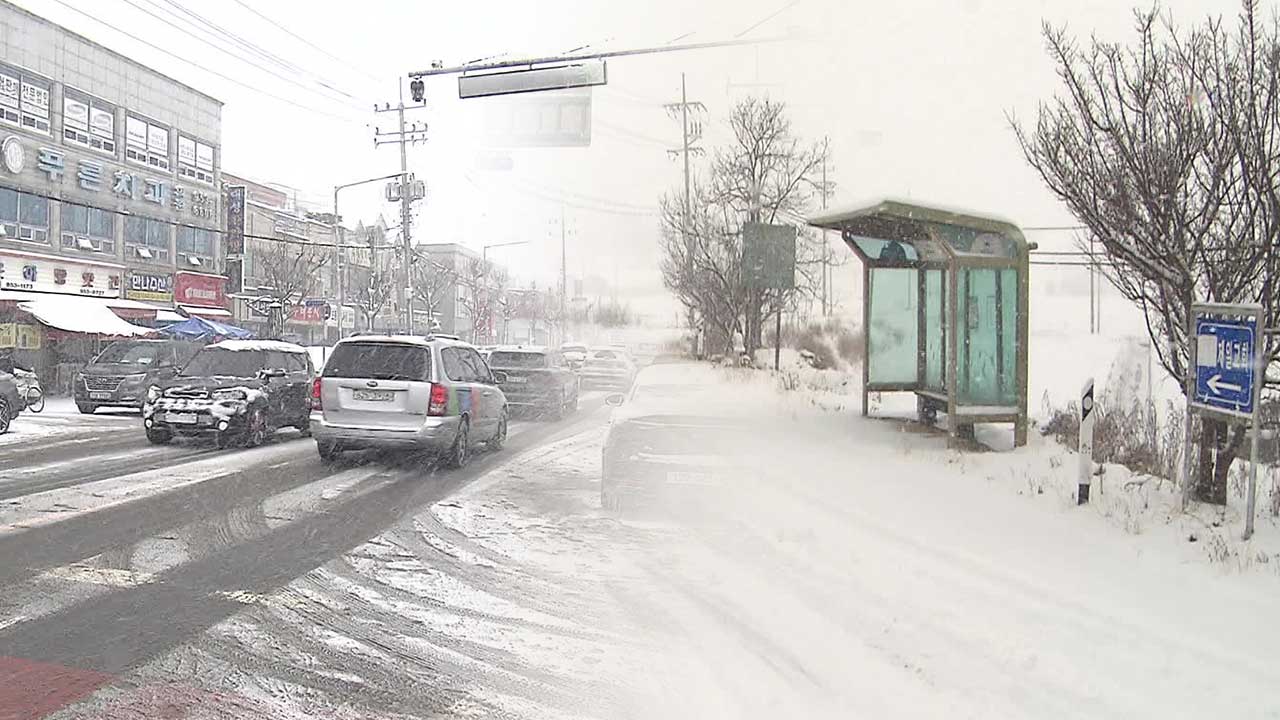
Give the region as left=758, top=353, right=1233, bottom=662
left=0, top=388, right=1278, bottom=719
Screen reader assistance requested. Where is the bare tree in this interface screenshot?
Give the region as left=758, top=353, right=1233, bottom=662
left=455, top=258, right=508, bottom=343
left=660, top=97, right=832, bottom=356
left=350, top=266, right=397, bottom=332
left=409, top=254, right=455, bottom=333
left=1012, top=4, right=1280, bottom=504
left=247, top=239, right=329, bottom=338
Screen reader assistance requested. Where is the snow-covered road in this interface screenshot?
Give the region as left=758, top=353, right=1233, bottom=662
left=2, top=374, right=1278, bottom=719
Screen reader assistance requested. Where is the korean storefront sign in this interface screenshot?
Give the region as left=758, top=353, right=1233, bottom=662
left=125, top=270, right=174, bottom=303
left=1, top=135, right=216, bottom=221
left=0, top=250, right=122, bottom=298
left=174, top=271, right=227, bottom=309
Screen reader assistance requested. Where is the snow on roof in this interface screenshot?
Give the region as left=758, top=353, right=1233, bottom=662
left=207, top=339, right=307, bottom=353
left=338, top=334, right=431, bottom=347
left=18, top=296, right=153, bottom=337
left=807, top=197, right=1024, bottom=236
left=492, top=345, right=548, bottom=354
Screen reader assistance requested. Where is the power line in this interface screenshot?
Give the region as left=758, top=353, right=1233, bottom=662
left=119, top=0, right=367, bottom=110
left=152, top=0, right=368, bottom=105
left=229, top=0, right=382, bottom=83
left=47, top=0, right=366, bottom=124
left=466, top=174, right=657, bottom=218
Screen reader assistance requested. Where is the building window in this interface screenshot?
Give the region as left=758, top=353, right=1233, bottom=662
left=0, top=187, right=49, bottom=243
left=176, top=225, right=215, bottom=269
left=125, top=115, right=169, bottom=171
left=61, top=203, right=115, bottom=254
left=124, top=215, right=170, bottom=262
left=177, top=135, right=215, bottom=184
left=0, top=64, right=50, bottom=134
left=63, top=89, right=115, bottom=155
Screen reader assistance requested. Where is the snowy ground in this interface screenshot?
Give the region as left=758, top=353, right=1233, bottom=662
left=25, top=357, right=1279, bottom=720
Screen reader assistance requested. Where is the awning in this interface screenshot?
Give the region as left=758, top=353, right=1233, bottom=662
left=18, top=295, right=154, bottom=337
left=180, top=304, right=233, bottom=318
left=156, top=309, right=186, bottom=323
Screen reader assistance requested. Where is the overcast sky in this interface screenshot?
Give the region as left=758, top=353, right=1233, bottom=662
left=10, top=0, right=1253, bottom=322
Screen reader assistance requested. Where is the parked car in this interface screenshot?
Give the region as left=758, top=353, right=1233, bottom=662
left=487, top=345, right=579, bottom=419
left=580, top=347, right=636, bottom=390
left=143, top=340, right=313, bottom=448
left=560, top=342, right=588, bottom=370
left=0, top=371, right=21, bottom=433
left=601, top=362, right=746, bottom=512
left=310, top=334, right=508, bottom=467
left=75, top=339, right=200, bottom=414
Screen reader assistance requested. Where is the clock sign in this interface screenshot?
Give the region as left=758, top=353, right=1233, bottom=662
left=2, top=135, right=25, bottom=174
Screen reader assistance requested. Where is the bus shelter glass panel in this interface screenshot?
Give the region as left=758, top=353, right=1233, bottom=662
left=957, top=267, right=1018, bottom=406
left=868, top=267, right=919, bottom=385
left=850, top=235, right=919, bottom=264
left=999, top=268, right=1018, bottom=405
left=923, top=268, right=945, bottom=392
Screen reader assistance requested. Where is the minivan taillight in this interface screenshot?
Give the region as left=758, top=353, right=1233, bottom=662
left=428, top=383, right=448, bottom=416
left=310, top=377, right=322, bottom=410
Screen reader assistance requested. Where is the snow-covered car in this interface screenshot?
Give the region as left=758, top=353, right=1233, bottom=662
left=143, top=340, right=314, bottom=448
left=310, top=335, right=508, bottom=467
left=601, top=362, right=748, bottom=512
left=560, top=342, right=588, bottom=370
left=487, top=346, right=579, bottom=419
left=74, top=339, right=200, bottom=414
left=580, top=347, right=636, bottom=390
left=0, top=371, right=21, bottom=433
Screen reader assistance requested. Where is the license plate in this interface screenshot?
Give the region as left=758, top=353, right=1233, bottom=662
left=504, top=377, right=528, bottom=384
left=165, top=412, right=198, bottom=425
left=89, top=391, right=112, bottom=400
left=354, top=389, right=394, bottom=402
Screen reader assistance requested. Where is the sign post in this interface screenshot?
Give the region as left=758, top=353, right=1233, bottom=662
left=1079, top=378, right=1095, bottom=505
left=742, top=222, right=797, bottom=371
left=1188, top=303, right=1265, bottom=537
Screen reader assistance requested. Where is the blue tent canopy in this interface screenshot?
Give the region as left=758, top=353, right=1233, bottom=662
left=157, top=315, right=254, bottom=341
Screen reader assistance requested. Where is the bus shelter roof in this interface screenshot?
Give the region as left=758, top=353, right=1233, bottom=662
left=807, top=199, right=1029, bottom=268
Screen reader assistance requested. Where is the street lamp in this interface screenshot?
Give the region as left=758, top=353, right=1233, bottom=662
left=333, top=171, right=407, bottom=339
left=481, top=240, right=528, bottom=344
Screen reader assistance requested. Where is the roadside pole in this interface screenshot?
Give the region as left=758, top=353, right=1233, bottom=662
left=1244, top=330, right=1266, bottom=539
left=1079, top=377, right=1095, bottom=504
left=774, top=308, right=781, bottom=371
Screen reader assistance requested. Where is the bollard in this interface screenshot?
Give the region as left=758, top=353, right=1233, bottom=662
left=1079, top=378, right=1095, bottom=505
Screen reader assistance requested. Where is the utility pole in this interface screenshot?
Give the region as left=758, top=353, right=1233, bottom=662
left=665, top=74, right=706, bottom=353
left=666, top=74, right=706, bottom=256
left=374, top=82, right=428, bottom=333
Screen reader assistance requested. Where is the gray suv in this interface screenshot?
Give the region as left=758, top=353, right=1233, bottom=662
left=75, top=339, right=199, bottom=413
left=310, top=335, right=509, bottom=467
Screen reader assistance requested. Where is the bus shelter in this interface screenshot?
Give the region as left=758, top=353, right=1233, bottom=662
left=808, top=200, right=1030, bottom=447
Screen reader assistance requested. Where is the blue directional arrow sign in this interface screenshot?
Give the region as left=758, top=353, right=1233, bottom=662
left=1193, top=312, right=1261, bottom=418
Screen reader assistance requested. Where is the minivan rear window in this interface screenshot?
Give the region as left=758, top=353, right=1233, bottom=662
left=324, top=343, right=430, bottom=381
left=488, top=352, right=547, bottom=369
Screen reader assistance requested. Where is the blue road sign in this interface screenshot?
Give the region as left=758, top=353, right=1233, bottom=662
left=1193, top=314, right=1260, bottom=417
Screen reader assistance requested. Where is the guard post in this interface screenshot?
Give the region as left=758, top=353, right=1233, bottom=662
left=1079, top=377, right=1095, bottom=504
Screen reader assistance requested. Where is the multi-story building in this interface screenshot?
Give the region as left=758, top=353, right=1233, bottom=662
left=0, top=1, right=224, bottom=383
left=420, top=242, right=481, bottom=340
left=222, top=171, right=353, bottom=344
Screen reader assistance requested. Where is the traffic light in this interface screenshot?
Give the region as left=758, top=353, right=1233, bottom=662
left=410, top=78, right=425, bottom=103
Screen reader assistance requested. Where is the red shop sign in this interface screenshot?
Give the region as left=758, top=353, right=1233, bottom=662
left=174, top=271, right=227, bottom=309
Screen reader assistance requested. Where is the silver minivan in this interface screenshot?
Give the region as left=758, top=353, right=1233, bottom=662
left=309, top=335, right=509, bottom=467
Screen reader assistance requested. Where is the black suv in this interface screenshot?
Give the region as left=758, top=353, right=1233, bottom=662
left=75, top=339, right=200, bottom=413
left=143, top=340, right=313, bottom=448
left=487, top=345, right=580, bottom=419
